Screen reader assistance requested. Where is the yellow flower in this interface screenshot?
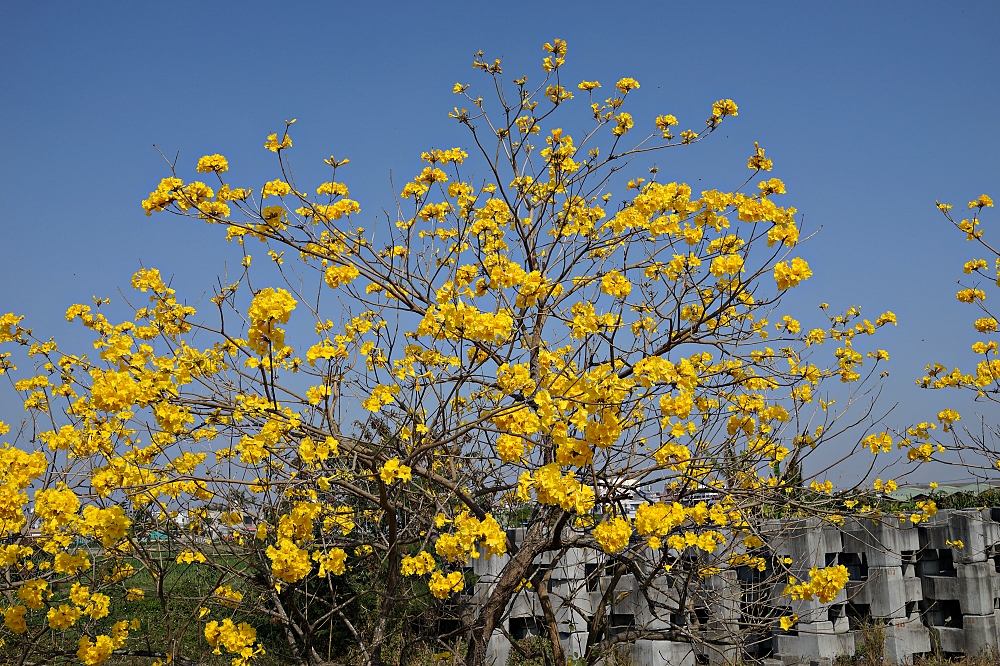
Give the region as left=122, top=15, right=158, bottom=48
left=780, top=615, right=798, bottom=631
left=363, top=384, right=399, bottom=412
left=615, top=77, right=640, bottom=93
left=17, top=579, right=47, bottom=610
left=380, top=458, right=412, bottom=484
left=594, top=516, right=633, bottom=554
left=205, top=618, right=260, bottom=661
left=48, top=603, right=83, bottom=630
left=261, top=179, right=291, bottom=198
left=266, top=539, right=312, bottom=583
left=176, top=550, right=207, bottom=565
left=264, top=132, right=292, bottom=152
left=77, top=635, right=116, bottom=666
left=401, top=551, right=436, bottom=576
left=968, top=194, right=994, bottom=209
left=313, top=548, right=348, bottom=576
left=3, top=606, right=27, bottom=634
left=783, top=565, right=849, bottom=603
left=773, top=258, right=812, bottom=290
left=600, top=271, right=632, bottom=298
left=196, top=154, right=229, bottom=173
left=428, top=570, right=465, bottom=599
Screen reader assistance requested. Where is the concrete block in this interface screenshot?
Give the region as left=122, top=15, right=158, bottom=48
left=698, top=569, right=741, bottom=623
left=963, top=611, right=1000, bottom=655
left=550, top=580, right=592, bottom=616
left=508, top=589, right=541, bottom=618
left=935, top=626, right=964, bottom=653
left=926, top=562, right=1000, bottom=615
left=486, top=631, right=510, bottom=666
left=634, top=582, right=674, bottom=630
left=610, top=574, right=641, bottom=617
left=775, top=620, right=854, bottom=662
left=883, top=617, right=931, bottom=664
left=472, top=552, right=508, bottom=579
left=849, top=566, right=907, bottom=618
left=695, top=641, right=740, bottom=665
left=904, top=576, right=923, bottom=603
left=842, top=518, right=918, bottom=567
left=768, top=518, right=832, bottom=570
left=561, top=630, right=588, bottom=660
left=551, top=547, right=591, bottom=581
left=949, top=511, right=999, bottom=564
left=922, top=575, right=959, bottom=603
left=786, top=588, right=849, bottom=620
left=958, top=561, right=999, bottom=615
left=629, top=639, right=695, bottom=666
left=920, top=523, right=951, bottom=551
left=916, top=554, right=942, bottom=577
left=553, top=595, right=587, bottom=631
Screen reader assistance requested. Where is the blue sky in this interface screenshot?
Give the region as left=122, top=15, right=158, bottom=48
left=1, top=1, right=998, bottom=484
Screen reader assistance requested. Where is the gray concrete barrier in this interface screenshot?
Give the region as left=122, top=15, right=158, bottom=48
left=473, top=509, right=1000, bottom=665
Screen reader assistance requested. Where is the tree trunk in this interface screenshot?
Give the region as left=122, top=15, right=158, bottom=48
left=465, top=516, right=551, bottom=666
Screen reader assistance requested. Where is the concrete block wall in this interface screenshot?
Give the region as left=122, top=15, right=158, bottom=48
left=474, top=509, right=1000, bottom=665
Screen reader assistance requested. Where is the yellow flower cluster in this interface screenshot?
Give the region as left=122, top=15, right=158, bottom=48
left=710, top=253, right=745, bottom=277
left=417, top=302, right=514, bottom=343
left=864, top=432, right=893, bottom=454
left=518, top=464, right=595, bottom=514
left=379, top=457, right=412, bottom=484
left=594, top=516, right=633, bottom=553
left=497, top=362, right=536, bottom=395
left=176, top=550, right=207, bottom=565
left=600, top=270, right=632, bottom=298
left=434, top=512, right=507, bottom=563
left=666, top=530, right=727, bottom=554
left=784, top=565, right=850, bottom=603
left=313, top=548, right=347, bottom=576
left=0, top=445, right=47, bottom=537
left=873, top=478, right=898, bottom=493
left=634, top=501, right=687, bottom=548
left=266, top=539, right=312, bottom=583
left=421, top=147, right=468, bottom=165
left=196, top=154, right=229, bottom=173
left=264, top=132, right=292, bottom=151
left=325, top=264, right=360, bottom=289
left=299, top=436, right=338, bottom=464
left=428, top=570, right=465, bottom=599
left=246, top=287, right=297, bottom=356
left=400, top=551, right=436, bottom=576
left=364, top=384, right=399, bottom=412
left=907, top=499, right=938, bottom=524
left=773, top=258, right=812, bottom=290
left=205, top=618, right=264, bottom=666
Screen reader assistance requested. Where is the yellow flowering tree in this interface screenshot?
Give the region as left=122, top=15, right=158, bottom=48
left=920, top=195, right=999, bottom=467
left=0, top=41, right=929, bottom=666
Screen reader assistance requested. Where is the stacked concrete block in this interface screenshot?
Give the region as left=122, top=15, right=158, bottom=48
left=917, top=509, right=1000, bottom=655
left=761, top=518, right=854, bottom=664
left=834, top=517, right=929, bottom=664
left=773, top=621, right=855, bottom=666
left=628, top=639, right=695, bottom=666
left=693, top=568, right=745, bottom=664
left=486, top=631, right=511, bottom=666
left=474, top=509, right=1000, bottom=665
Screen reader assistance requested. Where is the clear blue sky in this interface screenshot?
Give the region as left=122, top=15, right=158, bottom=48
left=1, top=1, right=998, bottom=484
